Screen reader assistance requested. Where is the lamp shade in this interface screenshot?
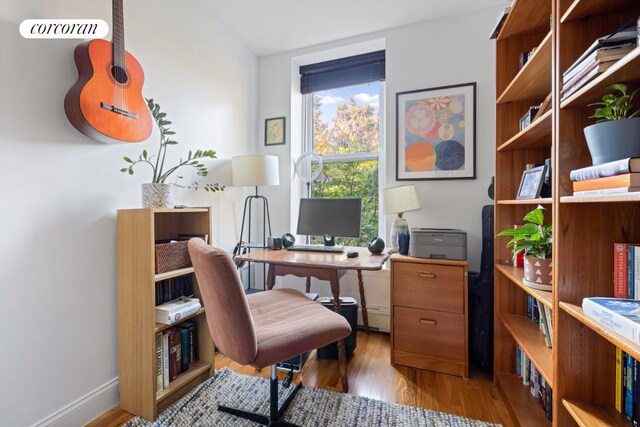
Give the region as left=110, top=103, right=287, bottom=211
left=382, top=184, right=420, bottom=214
left=232, top=155, right=280, bottom=187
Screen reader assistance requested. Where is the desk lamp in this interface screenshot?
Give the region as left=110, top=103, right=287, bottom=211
left=382, top=184, right=421, bottom=252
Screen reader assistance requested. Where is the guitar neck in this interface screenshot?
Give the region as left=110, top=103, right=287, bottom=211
left=112, top=0, right=125, bottom=68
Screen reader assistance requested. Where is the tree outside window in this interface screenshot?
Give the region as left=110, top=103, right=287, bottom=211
left=309, top=82, right=381, bottom=246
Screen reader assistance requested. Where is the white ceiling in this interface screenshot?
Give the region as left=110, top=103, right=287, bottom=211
left=208, top=0, right=507, bottom=57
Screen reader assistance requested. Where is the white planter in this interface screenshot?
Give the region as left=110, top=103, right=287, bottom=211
left=141, top=183, right=175, bottom=208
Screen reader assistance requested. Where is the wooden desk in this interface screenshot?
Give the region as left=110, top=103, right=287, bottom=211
left=236, top=247, right=390, bottom=392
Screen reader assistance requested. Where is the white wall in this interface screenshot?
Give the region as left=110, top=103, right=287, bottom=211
left=257, top=8, right=497, bottom=311
left=0, top=1, right=257, bottom=425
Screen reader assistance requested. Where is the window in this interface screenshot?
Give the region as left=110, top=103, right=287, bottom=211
left=300, top=51, right=385, bottom=246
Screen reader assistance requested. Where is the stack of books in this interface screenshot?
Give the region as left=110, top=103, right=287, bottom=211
left=155, top=296, right=201, bottom=325
left=581, top=242, right=640, bottom=422
left=570, top=158, right=640, bottom=196
left=155, top=321, right=197, bottom=393
left=561, top=23, right=637, bottom=100
left=527, top=295, right=553, bottom=348
left=516, top=345, right=553, bottom=421
left=489, top=4, right=511, bottom=40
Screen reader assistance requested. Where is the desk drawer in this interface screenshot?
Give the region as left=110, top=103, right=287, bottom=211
left=393, top=262, right=463, bottom=313
left=393, top=306, right=465, bottom=363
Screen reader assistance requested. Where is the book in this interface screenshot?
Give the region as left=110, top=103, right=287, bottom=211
left=562, top=59, right=618, bottom=97
left=489, top=6, right=511, bottom=40
left=582, top=298, right=640, bottom=346
left=562, top=43, right=635, bottom=81
left=563, top=23, right=638, bottom=77
left=175, top=326, right=191, bottom=372
left=173, top=329, right=182, bottom=375
left=168, top=329, right=178, bottom=381
left=626, top=354, right=634, bottom=420
left=570, top=158, right=640, bottom=181
left=616, top=347, right=623, bottom=412
left=573, top=186, right=640, bottom=196
left=615, top=243, right=630, bottom=299
left=155, top=297, right=201, bottom=325
left=162, top=331, right=169, bottom=387
left=543, top=305, right=553, bottom=343
left=573, top=173, right=640, bottom=192
left=635, top=247, right=640, bottom=305
left=630, top=246, right=636, bottom=300
left=538, top=304, right=552, bottom=348
left=156, top=332, right=163, bottom=393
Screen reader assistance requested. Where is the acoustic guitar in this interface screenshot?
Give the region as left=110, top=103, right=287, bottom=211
left=64, top=0, right=152, bottom=143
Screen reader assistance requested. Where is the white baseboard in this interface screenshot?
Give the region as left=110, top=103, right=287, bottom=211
left=359, top=306, right=390, bottom=332
left=30, top=377, right=120, bottom=427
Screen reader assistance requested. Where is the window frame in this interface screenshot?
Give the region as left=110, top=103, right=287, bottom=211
left=301, top=81, right=386, bottom=243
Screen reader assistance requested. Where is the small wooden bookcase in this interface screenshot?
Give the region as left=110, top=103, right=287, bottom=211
left=493, top=0, right=640, bottom=425
left=117, top=208, right=215, bottom=421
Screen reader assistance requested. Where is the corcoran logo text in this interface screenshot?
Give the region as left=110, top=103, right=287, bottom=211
left=20, top=19, right=109, bottom=39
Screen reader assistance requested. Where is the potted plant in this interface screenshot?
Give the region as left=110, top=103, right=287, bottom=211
left=584, top=83, right=640, bottom=165
left=122, top=98, right=224, bottom=208
left=497, top=205, right=552, bottom=291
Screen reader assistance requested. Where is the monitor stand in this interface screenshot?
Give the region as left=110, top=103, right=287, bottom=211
left=324, top=235, right=336, bottom=246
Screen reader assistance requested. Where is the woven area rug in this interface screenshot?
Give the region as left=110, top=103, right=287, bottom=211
left=124, top=368, right=501, bottom=427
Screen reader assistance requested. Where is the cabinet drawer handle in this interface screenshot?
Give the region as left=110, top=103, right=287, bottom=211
left=419, top=318, right=437, bottom=325
left=418, top=271, right=436, bottom=279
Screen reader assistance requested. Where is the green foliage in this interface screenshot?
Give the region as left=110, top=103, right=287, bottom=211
left=311, top=160, right=379, bottom=247
left=310, top=93, right=380, bottom=246
left=590, top=83, right=640, bottom=123
left=121, top=98, right=224, bottom=192
left=496, top=205, right=552, bottom=259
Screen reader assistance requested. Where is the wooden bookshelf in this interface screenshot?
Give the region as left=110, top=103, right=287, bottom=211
left=561, top=48, right=640, bottom=108
left=498, top=109, right=553, bottom=152
left=497, top=198, right=553, bottom=205
left=562, top=399, right=629, bottom=427
left=499, top=313, right=554, bottom=387
left=560, top=0, right=640, bottom=23
left=498, top=31, right=552, bottom=104
left=560, top=302, right=640, bottom=361
left=496, top=264, right=553, bottom=309
left=117, top=208, right=215, bottom=421
left=497, top=0, right=552, bottom=40
left=561, top=192, right=640, bottom=203
left=496, top=373, right=551, bottom=426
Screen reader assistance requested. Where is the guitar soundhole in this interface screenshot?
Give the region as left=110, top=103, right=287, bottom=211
left=111, top=65, right=128, bottom=84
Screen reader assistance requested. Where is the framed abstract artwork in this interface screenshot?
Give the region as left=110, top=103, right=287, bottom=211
left=265, top=117, right=286, bottom=146
left=396, top=82, right=476, bottom=180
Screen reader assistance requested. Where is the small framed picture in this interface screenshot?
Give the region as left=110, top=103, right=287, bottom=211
left=264, top=117, right=285, bottom=146
left=519, top=107, right=540, bottom=131
left=516, top=165, right=547, bottom=200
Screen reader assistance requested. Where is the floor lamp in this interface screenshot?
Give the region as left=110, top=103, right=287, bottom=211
left=232, top=155, right=280, bottom=291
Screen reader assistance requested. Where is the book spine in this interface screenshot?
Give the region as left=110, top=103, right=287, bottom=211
left=546, top=382, right=552, bottom=421
left=627, top=354, right=634, bottom=421
left=634, top=358, right=639, bottom=426
left=516, top=346, right=522, bottom=380
left=617, top=347, right=623, bottom=412
left=635, top=247, right=640, bottom=303
left=168, top=329, right=177, bottom=382
left=523, top=354, right=531, bottom=386
left=630, top=246, right=636, bottom=299
left=162, top=332, right=169, bottom=387
left=582, top=298, right=640, bottom=345
left=572, top=174, right=637, bottom=192
left=573, top=186, right=640, bottom=196
left=180, top=328, right=189, bottom=372
left=156, top=332, right=163, bottom=393
left=571, top=159, right=633, bottom=181
left=544, top=305, right=553, bottom=343
left=615, top=244, right=629, bottom=299
left=539, top=304, right=552, bottom=348
left=174, top=329, right=182, bottom=375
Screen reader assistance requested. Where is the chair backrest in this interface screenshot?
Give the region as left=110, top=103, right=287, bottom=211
left=188, top=238, right=258, bottom=365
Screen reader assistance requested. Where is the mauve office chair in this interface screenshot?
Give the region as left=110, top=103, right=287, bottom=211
left=188, top=238, right=351, bottom=427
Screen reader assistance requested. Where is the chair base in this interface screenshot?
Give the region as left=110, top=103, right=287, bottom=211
left=218, top=374, right=302, bottom=427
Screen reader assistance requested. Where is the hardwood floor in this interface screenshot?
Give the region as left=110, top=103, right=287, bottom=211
left=88, top=332, right=514, bottom=427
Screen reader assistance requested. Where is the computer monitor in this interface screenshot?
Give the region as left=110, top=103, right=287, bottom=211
left=297, top=198, right=362, bottom=244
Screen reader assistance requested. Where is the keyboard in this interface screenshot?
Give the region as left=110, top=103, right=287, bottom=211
left=286, top=244, right=345, bottom=253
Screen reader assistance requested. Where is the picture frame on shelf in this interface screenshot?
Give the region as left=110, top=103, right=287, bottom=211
left=519, top=106, right=540, bottom=131
left=396, top=82, right=476, bottom=181
left=264, top=117, right=286, bottom=146
left=516, top=165, right=547, bottom=200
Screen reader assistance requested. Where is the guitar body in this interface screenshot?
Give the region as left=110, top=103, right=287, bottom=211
left=64, top=39, right=152, bottom=143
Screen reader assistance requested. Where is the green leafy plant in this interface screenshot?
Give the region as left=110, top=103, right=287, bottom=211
left=121, top=98, right=224, bottom=192
left=496, top=205, right=552, bottom=259
left=590, top=83, right=640, bottom=123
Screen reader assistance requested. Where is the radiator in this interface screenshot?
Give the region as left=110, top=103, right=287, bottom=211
left=358, top=306, right=390, bottom=333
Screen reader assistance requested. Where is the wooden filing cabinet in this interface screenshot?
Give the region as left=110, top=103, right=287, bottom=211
left=390, top=255, right=468, bottom=378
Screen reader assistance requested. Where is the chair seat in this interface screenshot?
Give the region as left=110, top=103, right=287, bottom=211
left=247, top=288, right=351, bottom=368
